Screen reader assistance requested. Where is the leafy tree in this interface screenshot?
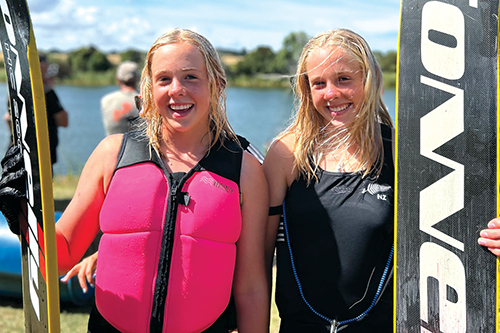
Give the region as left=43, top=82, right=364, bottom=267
left=273, top=31, right=309, bottom=74
left=68, top=46, right=95, bottom=72
left=120, top=49, right=145, bottom=64
left=68, top=46, right=111, bottom=72
left=87, top=50, right=112, bottom=72
left=374, top=50, right=397, bottom=73
left=235, top=46, right=276, bottom=75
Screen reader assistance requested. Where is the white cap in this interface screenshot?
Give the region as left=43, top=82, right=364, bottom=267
left=116, top=61, right=139, bottom=83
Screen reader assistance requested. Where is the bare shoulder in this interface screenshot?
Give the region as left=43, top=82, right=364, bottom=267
left=96, top=133, right=124, bottom=152
left=267, top=132, right=295, bottom=157
left=91, top=134, right=123, bottom=162
left=240, top=151, right=268, bottom=208
left=240, top=151, right=266, bottom=186
left=242, top=149, right=262, bottom=169
left=82, top=134, right=124, bottom=192
left=263, top=133, right=296, bottom=185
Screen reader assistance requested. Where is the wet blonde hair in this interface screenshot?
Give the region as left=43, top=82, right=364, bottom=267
left=139, top=28, right=236, bottom=155
left=283, top=28, right=393, bottom=182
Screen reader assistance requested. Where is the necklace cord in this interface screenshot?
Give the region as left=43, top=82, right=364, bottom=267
left=282, top=201, right=394, bottom=329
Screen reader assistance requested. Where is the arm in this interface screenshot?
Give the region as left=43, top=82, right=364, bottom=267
left=233, top=152, right=270, bottom=333
left=478, top=218, right=500, bottom=256
left=261, top=136, right=296, bottom=289
left=53, top=109, right=68, bottom=127
left=4, top=112, right=10, bottom=127
left=56, top=134, right=122, bottom=274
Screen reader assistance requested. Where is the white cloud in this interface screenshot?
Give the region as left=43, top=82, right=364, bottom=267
left=28, top=0, right=400, bottom=53
left=75, top=6, right=99, bottom=24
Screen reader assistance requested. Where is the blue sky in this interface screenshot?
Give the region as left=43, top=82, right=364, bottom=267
left=28, top=0, right=401, bottom=53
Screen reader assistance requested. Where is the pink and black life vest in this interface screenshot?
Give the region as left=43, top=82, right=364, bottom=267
left=95, top=132, right=243, bottom=333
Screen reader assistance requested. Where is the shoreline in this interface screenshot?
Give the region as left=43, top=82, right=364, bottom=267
left=0, top=71, right=397, bottom=89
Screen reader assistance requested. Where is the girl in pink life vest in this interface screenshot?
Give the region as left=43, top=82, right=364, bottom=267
left=54, top=28, right=269, bottom=333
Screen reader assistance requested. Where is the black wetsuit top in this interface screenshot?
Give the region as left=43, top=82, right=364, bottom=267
left=276, top=124, right=394, bottom=332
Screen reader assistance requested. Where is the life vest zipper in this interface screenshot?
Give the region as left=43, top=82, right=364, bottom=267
left=149, top=172, right=186, bottom=332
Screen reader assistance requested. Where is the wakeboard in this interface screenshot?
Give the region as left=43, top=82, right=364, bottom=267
left=395, top=0, right=499, bottom=331
left=0, top=0, right=60, bottom=332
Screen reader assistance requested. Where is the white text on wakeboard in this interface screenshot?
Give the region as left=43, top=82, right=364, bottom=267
left=0, top=0, right=42, bottom=322
left=419, top=1, right=471, bottom=332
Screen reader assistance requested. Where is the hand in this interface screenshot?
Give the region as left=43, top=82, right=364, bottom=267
left=61, top=251, right=98, bottom=293
left=478, top=218, right=500, bottom=256
left=0, top=144, right=26, bottom=235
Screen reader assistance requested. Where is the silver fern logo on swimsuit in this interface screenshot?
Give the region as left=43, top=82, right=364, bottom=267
left=362, top=184, right=391, bottom=201
left=200, top=176, right=234, bottom=194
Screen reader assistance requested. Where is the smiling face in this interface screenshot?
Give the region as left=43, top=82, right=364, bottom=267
left=151, top=42, right=211, bottom=135
left=306, top=46, right=365, bottom=128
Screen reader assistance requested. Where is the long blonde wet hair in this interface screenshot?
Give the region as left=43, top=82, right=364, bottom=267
left=139, top=28, right=237, bottom=155
left=282, top=28, right=393, bottom=183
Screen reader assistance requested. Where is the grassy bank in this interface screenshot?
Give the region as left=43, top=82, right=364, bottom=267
left=57, top=71, right=116, bottom=86
left=0, top=69, right=116, bottom=87
left=0, top=296, right=93, bottom=333
left=0, top=67, right=397, bottom=89
left=53, top=174, right=79, bottom=200
left=229, top=74, right=292, bottom=89
left=230, top=71, right=397, bottom=90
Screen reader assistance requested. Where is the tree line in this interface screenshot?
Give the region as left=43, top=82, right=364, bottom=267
left=0, top=31, right=397, bottom=88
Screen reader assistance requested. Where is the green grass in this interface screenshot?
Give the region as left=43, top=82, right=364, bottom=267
left=59, top=303, right=94, bottom=333
left=0, top=69, right=116, bottom=87
left=0, top=66, right=397, bottom=89
left=229, top=74, right=292, bottom=89
left=228, top=71, right=397, bottom=90
left=57, top=70, right=116, bottom=86
left=0, top=296, right=92, bottom=333
left=53, top=174, right=79, bottom=200
left=382, top=71, right=397, bottom=90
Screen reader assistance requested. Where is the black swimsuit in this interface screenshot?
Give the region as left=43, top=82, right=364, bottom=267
left=276, top=124, right=394, bottom=332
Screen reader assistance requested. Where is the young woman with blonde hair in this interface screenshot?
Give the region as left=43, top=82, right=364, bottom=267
left=264, top=29, right=394, bottom=332
left=0, top=28, right=269, bottom=333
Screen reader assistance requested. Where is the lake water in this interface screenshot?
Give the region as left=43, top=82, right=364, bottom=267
left=0, top=83, right=396, bottom=175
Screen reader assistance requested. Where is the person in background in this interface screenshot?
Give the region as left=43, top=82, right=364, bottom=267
left=100, top=61, right=141, bottom=135
left=3, top=54, right=68, bottom=166
left=263, top=29, right=394, bottom=332
left=80, top=61, right=142, bottom=267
